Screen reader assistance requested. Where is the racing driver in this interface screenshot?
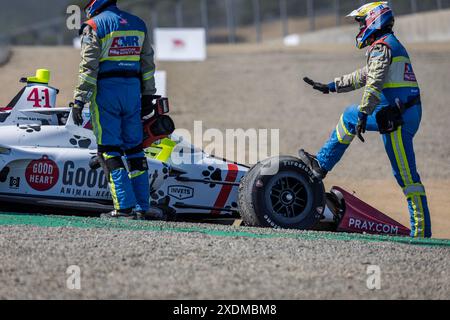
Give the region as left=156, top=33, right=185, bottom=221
left=72, top=0, right=161, bottom=219
left=300, top=2, right=432, bottom=238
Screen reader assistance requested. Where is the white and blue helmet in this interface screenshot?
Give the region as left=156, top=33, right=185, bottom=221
left=347, top=2, right=395, bottom=49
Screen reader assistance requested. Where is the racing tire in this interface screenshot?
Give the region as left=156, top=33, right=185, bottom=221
left=238, top=156, right=326, bottom=230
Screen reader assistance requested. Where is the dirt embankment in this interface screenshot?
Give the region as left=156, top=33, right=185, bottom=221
left=0, top=44, right=11, bottom=66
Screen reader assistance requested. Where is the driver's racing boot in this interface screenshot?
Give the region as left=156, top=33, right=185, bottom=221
left=101, top=208, right=137, bottom=220
left=136, top=207, right=166, bottom=221
left=298, top=149, right=328, bottom=180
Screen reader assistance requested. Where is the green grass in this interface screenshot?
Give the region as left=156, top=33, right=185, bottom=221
left=1, top=212, right=449, bottom=248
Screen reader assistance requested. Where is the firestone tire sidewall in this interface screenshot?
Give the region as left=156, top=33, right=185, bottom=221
left=242, top=156, right=325, bottom=230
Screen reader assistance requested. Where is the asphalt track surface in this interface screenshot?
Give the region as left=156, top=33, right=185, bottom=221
left=1, top=213, right=449, bottom=300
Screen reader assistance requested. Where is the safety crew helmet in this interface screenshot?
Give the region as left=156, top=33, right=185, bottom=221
left=84, top=0, right=117, bottom=19
left=347, top=1, right=395, bottom=49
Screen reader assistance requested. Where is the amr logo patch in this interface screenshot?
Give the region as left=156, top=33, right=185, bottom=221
left=404, top=63, right=416, bottom=82
left=168, top=185, right=194, bottom=200
left=109, top=36, right=141, bottom=57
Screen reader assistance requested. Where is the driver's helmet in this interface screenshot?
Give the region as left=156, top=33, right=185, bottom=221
left=347, top=1, right=395, bottom=49
left=84, top=0, right=117, bottom=19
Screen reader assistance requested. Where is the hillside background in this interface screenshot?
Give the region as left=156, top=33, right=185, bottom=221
left=2, top=0, right=450, bottom=45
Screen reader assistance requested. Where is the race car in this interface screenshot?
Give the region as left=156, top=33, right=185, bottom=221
left=0, top=70, right=411, bottom=237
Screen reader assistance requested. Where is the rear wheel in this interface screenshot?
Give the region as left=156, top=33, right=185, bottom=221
left=238, top=156, right=326, bottom=229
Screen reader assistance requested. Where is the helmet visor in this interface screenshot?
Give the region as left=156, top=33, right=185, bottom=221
left=355, top=17, right=367, bottom=48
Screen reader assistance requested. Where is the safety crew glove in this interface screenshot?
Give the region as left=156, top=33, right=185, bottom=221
left=356, top=111, right=368, bottom=143
left=141, top=95, right=159, bottom=119
left=303, top=77, right=336, bottom=94
left=71, top=100, right=85, bottom=126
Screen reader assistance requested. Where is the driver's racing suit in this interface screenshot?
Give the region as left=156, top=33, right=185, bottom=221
left=74, top=5, right=156, bottom=212
left=316, top=33, right=431, bottom=238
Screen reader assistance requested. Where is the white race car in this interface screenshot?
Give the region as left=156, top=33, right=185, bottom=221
left=0, top=70, right=411, bottom=236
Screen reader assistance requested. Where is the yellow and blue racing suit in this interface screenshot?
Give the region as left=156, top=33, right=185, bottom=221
left=74, top=5, right=156, bottom=212
left=317, top=33, right=432, bottom=238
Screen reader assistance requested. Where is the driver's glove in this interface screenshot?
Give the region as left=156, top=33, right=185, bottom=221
left=71, top=100, right=85, bottom=126
left=356, top=111, right=368, bottom=143
left=303, top=77, right=336, bottom=94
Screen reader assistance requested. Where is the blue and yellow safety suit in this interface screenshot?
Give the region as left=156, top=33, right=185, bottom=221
left=74, top=5, right=156, bottom=212
left=317, top=33, right=432, bottom=238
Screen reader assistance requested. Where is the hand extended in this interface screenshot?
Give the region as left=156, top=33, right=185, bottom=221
left=303, top=77, right=335, bottom=94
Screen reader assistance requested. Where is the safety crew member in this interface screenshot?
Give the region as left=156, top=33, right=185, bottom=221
left=72, top=0, right=160, bottom=219
left=300, top=2, right=432, bottom=238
